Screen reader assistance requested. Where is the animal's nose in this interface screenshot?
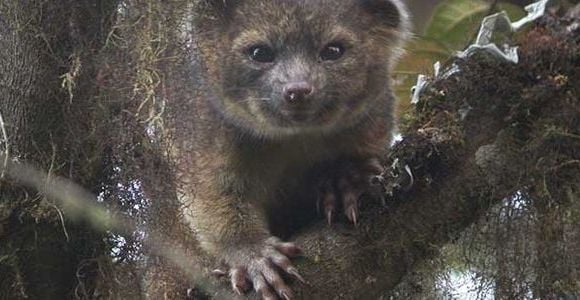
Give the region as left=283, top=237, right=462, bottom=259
left=283, top=81, right=313, bottom=103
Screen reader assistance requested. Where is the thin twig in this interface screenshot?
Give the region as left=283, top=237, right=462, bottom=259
left=0, top=110, right=9, bottom=180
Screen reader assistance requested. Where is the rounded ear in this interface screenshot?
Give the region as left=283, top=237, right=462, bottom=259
left=359, top=0, right=407, bottom=28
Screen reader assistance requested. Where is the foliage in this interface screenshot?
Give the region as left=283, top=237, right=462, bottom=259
left=393, top=0, right=525, bottom=113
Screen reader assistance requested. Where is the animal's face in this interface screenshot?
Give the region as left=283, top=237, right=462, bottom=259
left=197, top=0, right=409, bottom=138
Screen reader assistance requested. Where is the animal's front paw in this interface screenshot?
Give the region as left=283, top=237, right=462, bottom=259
left=214, top=237, right=304, bottom=299
left=318, top=158, right=385, bottom=225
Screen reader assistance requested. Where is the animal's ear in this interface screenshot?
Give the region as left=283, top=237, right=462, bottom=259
left=358, top=0, right=406, bottom=28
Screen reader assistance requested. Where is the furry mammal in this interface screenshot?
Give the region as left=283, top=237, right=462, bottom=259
left=172, top=0, right=409, bottom=298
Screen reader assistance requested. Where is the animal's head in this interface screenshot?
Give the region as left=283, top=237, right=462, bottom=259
left=196, top=0, right=410, bottom=138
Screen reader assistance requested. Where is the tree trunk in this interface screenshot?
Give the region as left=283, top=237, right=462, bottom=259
left=0, top=1, right=118, bottom=298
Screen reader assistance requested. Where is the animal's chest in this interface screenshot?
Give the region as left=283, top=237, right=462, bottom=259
left=238, top=138, right=339, bottom=201
left=239, top=141, right=339, bottom=236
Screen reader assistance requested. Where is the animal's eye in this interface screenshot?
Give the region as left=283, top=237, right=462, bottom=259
left=320, top=43, right=345, bottom=61
left=247, top=44, right=276, bottom=63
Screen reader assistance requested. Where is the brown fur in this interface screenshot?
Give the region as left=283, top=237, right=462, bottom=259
left=171, top=0, right=409, bottom=296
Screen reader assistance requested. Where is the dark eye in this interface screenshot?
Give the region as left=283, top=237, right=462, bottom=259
left=320, top=43, right=345, bottom=61
left=247, top=44, right=275, bottom=63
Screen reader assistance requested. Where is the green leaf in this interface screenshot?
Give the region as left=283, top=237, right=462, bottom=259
left=393, top=37, right=450, bottom=111
left=425, top=0, right=490, bottom=49
left=497, top=2, right=526, bottom=21
left=396, top=37, right=451, bottom=73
